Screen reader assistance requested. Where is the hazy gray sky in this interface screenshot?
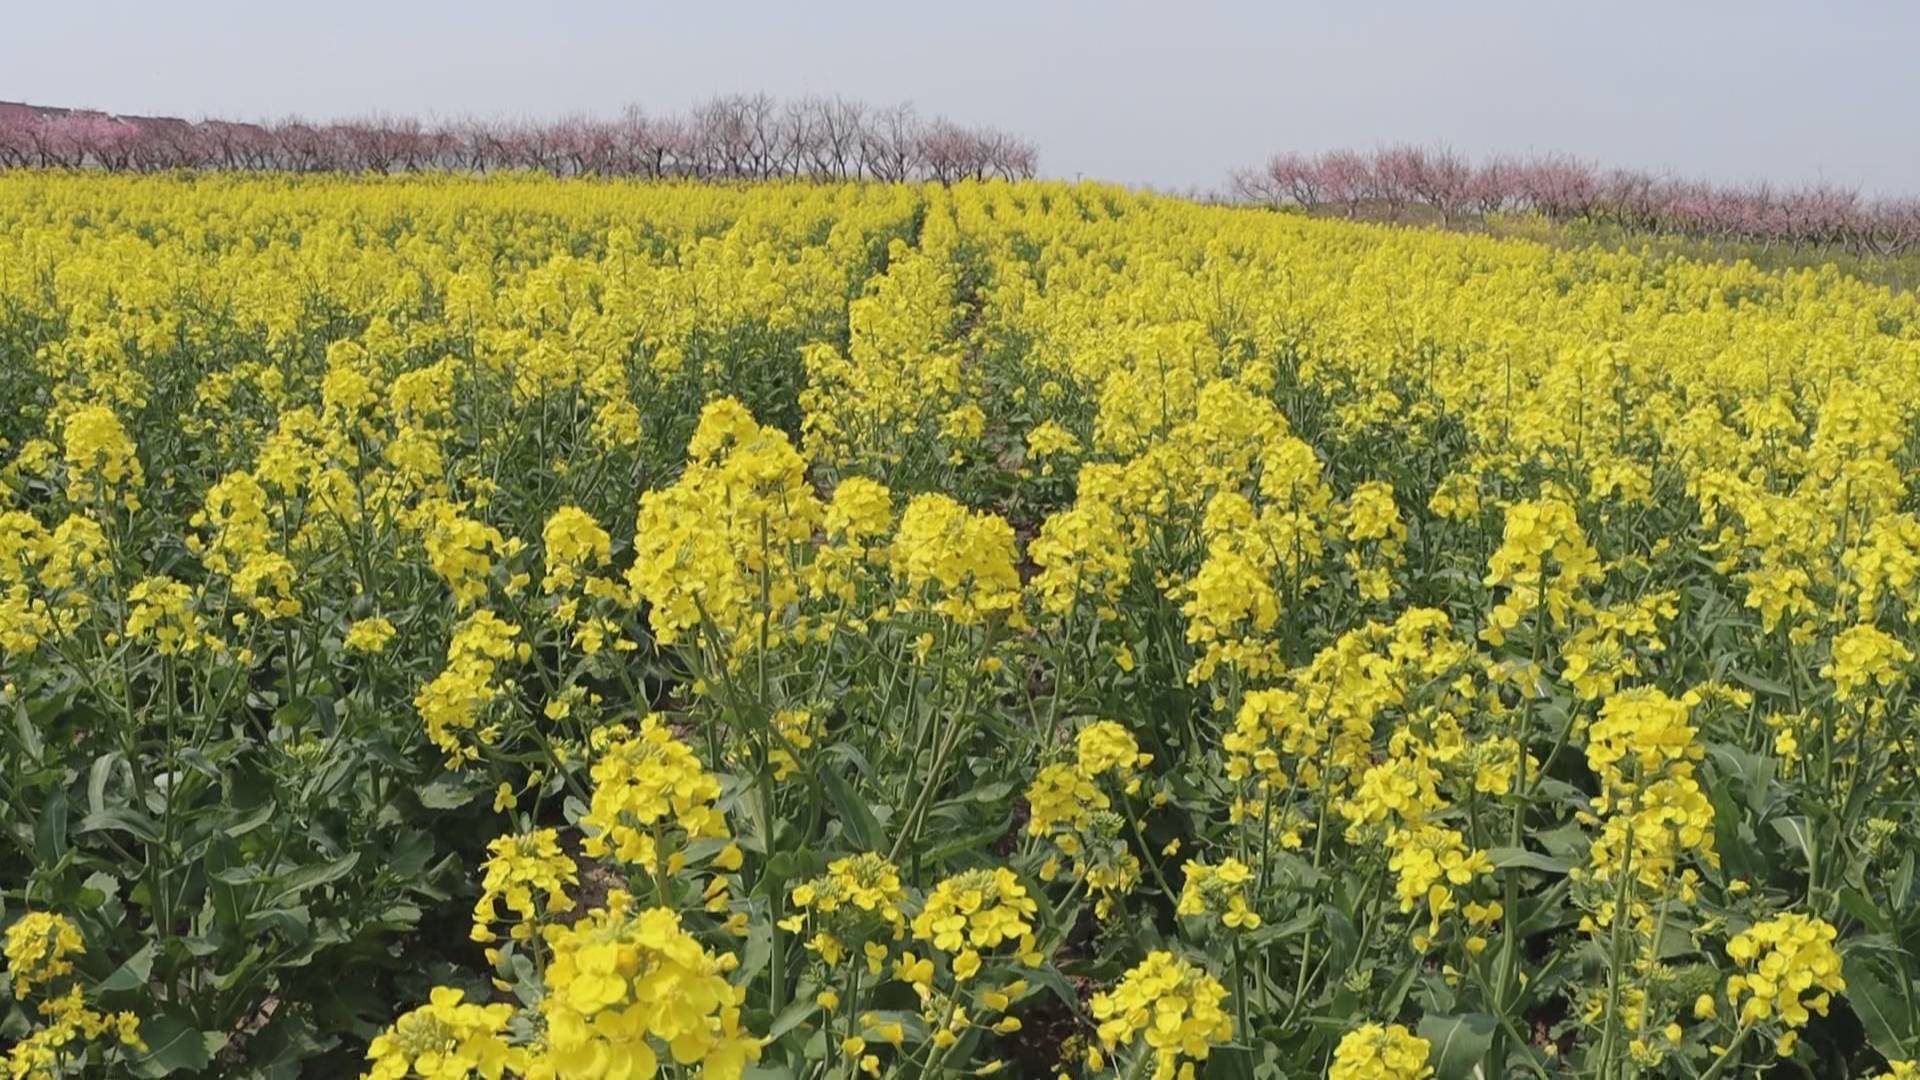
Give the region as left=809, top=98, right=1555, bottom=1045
left=4, top=1, right=1915, bottom=194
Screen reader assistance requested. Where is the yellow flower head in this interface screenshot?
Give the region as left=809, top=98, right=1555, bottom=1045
left=4, top=912, right=85, bottom=998
left=1089, top=951, right=1233, bottom=1078
left=1724, top=912, right=1845, bottom=1032
left=1330, top=1023, right=1433, bottom=1080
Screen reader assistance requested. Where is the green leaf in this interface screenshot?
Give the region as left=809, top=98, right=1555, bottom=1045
left=919, top=813, right=1012, bottom=863
left=1026, top=965, right=1085, bottom=1014
left=1844, top=954, right=1915, bottom=1061
left=36, top=786, right=69, bottom=865
left=821, top=767, right=883, bottom=851
left=129, top=1010, right=214, bottom=1076
left=1202, top=1044, right=1255, bottom=1079
left=11, top=700, right=43, bottom=762
left=1533, top=778, right=1590, bottom=810
left=936, top=780, right=1015, bottom=807
left=266, top=852, right=360, bottom=905
left=767, top=998, right=818, bottom=1040
left=1487, top=846, right=1571, bottom=874
left=87, top=751, right=123, bottom=815
left=1707, top=784, right=1763, bottom=882
left=1771, top=817, right=1814, bottom=869
left=1266, top=851, right=1325, bottom=891
left=738, top=917, right=772, bottom=984
left=75, top=871, right=119, bottom=912
left=1319, top=905, right=1360, bottom=976
left=1837, top=887, right=1889, bottom=935
left=245, top=905, right=313, bottom=941
left=1417, top=1012, right=1497, bottom=1080
left=211, top=864, right=264, bottom=886
left=1382, top=962, right=1420, bottom=1017
left=213, top=944, right=266, bottom=992
left=1729, top=669, right=1791, bottom=699
left=765, top=848, right=818, bottom=885
left=1706, top=743, right=1777, bottom=814
left=204, top=839, right=246, bottom=932
left=97, top=941, right=156, bottom=993
left=222, top=799, right=278, bottom=838
left=237, top=1008, right=327, bottom=1080
left=77, top=806, right=161, bottom=844
left=418, top=775, right=480, bottom=810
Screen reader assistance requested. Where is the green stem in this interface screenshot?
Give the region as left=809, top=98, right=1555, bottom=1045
left=1698, top=1022, right=1754, bottom=1080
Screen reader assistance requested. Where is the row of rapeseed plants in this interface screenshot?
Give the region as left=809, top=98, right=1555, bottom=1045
left=1, top=172, right=1918, bottom=1079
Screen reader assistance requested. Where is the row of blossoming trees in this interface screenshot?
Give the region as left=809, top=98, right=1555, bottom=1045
left=1232, top=144, right=1920, bottom=256
left=0, top=93, right=1038, bottom=182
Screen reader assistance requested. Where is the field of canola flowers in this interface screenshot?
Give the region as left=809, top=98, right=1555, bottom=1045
left=2, top=172, right=1920, bottom=1080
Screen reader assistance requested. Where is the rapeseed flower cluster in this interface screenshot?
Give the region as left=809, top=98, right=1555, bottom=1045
left=535, top=893, right=761, bottom=1078
left=1089, top=951, right=1233, bottom=1080
left=1026, top=721, right=1152, bottom=918
left=3, top=913, right=145, bottom=1078
left=470, top=828, right=577, bottom=944
left=363, top=988, right=522, bottom=1080
left=1329, top=1023, right=1433, bottom=1080
left=580, top=714, right=729, bottom=871
left=782, top=852, right=908, bottom=968
left=1725, top=913, right=1845, bottom=1054
left=912, top=867, right=1042, bottom=980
